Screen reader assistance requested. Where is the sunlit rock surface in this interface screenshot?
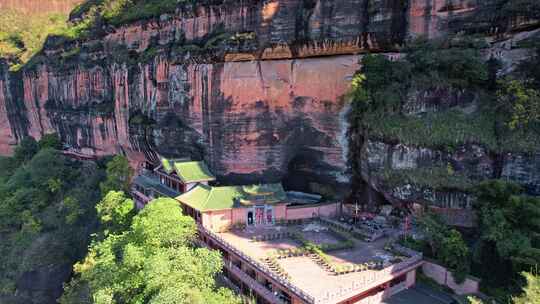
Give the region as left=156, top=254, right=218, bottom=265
left=0, top=0, right=538, bottom=198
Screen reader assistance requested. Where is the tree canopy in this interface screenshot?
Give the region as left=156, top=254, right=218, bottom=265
left=473, top=180, right=540, bottom=294
left=99, top=155, right=133, bottom=195
left=0, top=141, right=106, bottom=303
left=513, top=271, right=540, bottom=304
left=417, top=213, right=470, bottom=282
left=61, top=198, right=240, bottom=304
left=95, top=190, right=135, bottom=236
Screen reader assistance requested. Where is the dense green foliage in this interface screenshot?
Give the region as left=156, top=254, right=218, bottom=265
left=400, top=182, right=540, bottom=301
left=99, top=155, right=133, bottom=195
left=0, top=139, right=106, bottom=302
left=38, top=133, right=63, bottom=150
left=13, top=136, right=39, bottom=164
left=0, top=0, right=198, bottom=69
left=416, top=213, right=470, bottom=282
left=97, top=0, right=190, bottom=26
left=60, top=198, right=240, bottom=304
left=351, top=38, right=540, bottom=154
left=1, top=136, right=237, bottom=303
left=471, top=180, right=540, bottom=301
left=63, top=0, right=195, bottom=40
left=512, top=272, right=540, bottom=304
left=95, top=190, right=136, bottom=235
left=0, top=9, right=74, bottom=69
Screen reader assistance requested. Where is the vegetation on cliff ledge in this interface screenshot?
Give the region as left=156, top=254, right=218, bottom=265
left=0, top=9, right=73, bottom=70
left=349, top=37, right=540, bottom=302
left=351, top=38, right=540, bottom=153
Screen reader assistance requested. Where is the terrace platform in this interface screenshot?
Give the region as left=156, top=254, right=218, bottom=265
left=213, top=221, right=423, bottom=304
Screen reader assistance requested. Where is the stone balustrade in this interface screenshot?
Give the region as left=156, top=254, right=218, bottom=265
left=199, top=225, right=317, bottom=303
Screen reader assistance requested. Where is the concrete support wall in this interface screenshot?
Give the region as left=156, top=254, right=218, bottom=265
left=422, top=260, right=480, bottom=295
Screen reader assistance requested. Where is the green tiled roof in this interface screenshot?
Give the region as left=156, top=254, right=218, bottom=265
left=161, top=157, right=174, bottom=174
left=176, top=183, right=286, bottom=211
left=159, top=157, right=216, bottom=183
left=174, top=161, right=215, bottom=183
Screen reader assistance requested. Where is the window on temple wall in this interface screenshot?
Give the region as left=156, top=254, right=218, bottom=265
left=262, top=278, right=272, bottom=292
left=245, top=267, right=256, bottom=279
left=275, top=289, right=291, bottom=304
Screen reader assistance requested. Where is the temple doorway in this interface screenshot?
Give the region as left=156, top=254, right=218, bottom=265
left=247, top=211, right=254, bottom=226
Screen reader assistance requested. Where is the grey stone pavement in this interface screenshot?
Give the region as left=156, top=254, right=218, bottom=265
left=383, top=283, right=457, bottom=304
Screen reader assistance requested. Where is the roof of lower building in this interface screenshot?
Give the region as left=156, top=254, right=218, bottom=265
left=133, top=174, right=180, bottom=197
left=176, top=183, right=286, bottom=211
left=286, top=191, right=322, bottom=205
left=159, top=157, right=216, bottom=183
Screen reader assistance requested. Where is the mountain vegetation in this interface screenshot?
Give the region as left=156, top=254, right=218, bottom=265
left=60, top=197, right=240, bottom=304
left=0, top=9, right=72, bottom=69
left=0, top=1, right=539, bottom=304
left=0, top=134, right=106, bottom=303
left=349, top=37, right=540, bottom=302
left=0, top=134, right=238, bottom=304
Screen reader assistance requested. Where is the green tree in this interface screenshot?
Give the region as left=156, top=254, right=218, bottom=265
left=0, top=139, right=106, bottom=304
left=513, top=271, right=540, bottom=304
left=439, top=229, right=470, bottom=283
left=99, top=155, right=133, bottom=195
left=95, top=191, right=135, bottom=235
left=417, top=213, right=447, bottom=256
left=27, top=148, right=69, bottom=191
left=62, top=198, right=240, bottom=304
left=13, top=136, right=39, bottom=164
left=62, top=196, right=85, bottom=225
left=497, top=79, right=540, bottom=130
left=474, top=180, right=540, bottom=289
left=417, top=213, right=470, bottom=282
left=467, top=296, right=484, bottom=304
left=38, top=133, right=62, bottom=150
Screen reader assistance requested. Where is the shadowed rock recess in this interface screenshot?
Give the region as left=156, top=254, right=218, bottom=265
left=0, top=0, right=539, bottom=204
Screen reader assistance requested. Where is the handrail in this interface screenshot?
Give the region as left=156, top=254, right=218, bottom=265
left=198, top=225, right=317, bottom=303
left=225, top=261, right=286, bottom=304
left=198, top=224, right=423, bottom=304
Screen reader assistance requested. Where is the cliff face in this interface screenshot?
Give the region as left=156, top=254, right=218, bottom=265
left=0, top=0, right=538, bottom=199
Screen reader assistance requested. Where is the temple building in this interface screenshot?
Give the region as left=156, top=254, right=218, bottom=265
left=177, top=183, right=288, bottom=231
left=133, top=159, right=423, bottom=304
left=131, top=173, right=181, bottom=209
left=154, top=157, right=216, bottom=193
left=131, top=157, right=216, bottom=207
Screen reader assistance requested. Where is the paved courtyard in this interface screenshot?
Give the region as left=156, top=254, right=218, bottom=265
left=217, top=223, right=423, bottom=303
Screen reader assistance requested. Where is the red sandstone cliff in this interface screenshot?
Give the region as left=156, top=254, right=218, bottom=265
left=0, top=0, right=538, bottom=196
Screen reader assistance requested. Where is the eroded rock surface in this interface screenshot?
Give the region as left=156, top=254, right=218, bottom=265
left=0, top=0, right=538, bottom=198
